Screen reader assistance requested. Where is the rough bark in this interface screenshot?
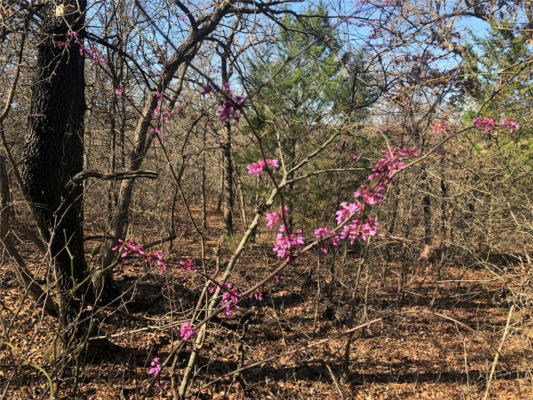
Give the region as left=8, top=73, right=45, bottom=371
left=21, top=1, right=88, bottom=330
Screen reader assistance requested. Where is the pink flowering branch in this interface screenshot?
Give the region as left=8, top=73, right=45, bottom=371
left=266, top=146, right=418, bottom=258
left=247, top=158, right=280, bottom=178
left=473, top=116, right=520, bottom=133
left=206, top=277, right=265, bottom=319
left=111, top=238, right=168, bottom=274
left=148, top=357, right=162, bottom=390
left=200, top=80, right=246, bottom=122
left=180, top=321, right=198, bottom=341
left=57, top=30, right=105, bottom=66
left=473, top=117, right=495, bottom=131
left=500, top=118, right=520, bottom=133
left=176, top=144, right=419, bottom=367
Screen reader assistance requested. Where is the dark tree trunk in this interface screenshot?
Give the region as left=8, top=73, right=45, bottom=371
left=21, top=1, right=89, bottom=332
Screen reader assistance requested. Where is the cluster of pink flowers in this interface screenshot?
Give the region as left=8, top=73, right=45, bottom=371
left=209, top=282, right=241, bottom=318
left=217, top=81, right=245, bottom=121
left=265, top=147, right=417, bottom=259
left=354, top=184, right=384, bottom=205
left=148, top=356, right=163, bottom=389
left=206, top=280, right=264, bottom=320
left=200, top=84, right=212, bottom=95
left=153, top=92, right=164, bottom=117
left=265, top=211, right=281, bottom=229
left=249, top=283, right=264, bottom=301
left=341, top=216, right=379, bottom=244
left=336, top=201, right=361, bottom=224
left=112, top=239, right=167, bottom=274
left=247, top=158, right=280, bottom=178
left=500, top=118, right=520, bottom=133
left=56, top=31, right=105, bottom=66
left=114, top=83, right=125, bottom=95
left=272, top=224, right=305, bottom=261
left=200, top=81, right=245, bottom=121
left=180, top=321, right=198, bottom=341
left=473, top=117, right=496, bottom=132
left=314, top=227, right=340, bottom=254
left=265, top=206, right=304, bottom=260
left=265, top=206, right=289, bottom=229
left=150, top=91, right=176, bottom=137
left=145, top=250, right=167, bottom=274
left=473, top=116, right=520, bottom=133
left=313, top=146, right=418, bottom=251
left=149, top=357, right=161, bottom=376
left=177, top=258, right=197, bottom=280
left=432, top=120, right=448, bottom=134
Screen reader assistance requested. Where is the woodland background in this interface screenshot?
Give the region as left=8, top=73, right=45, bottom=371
left=0, top=0, right=531, bottom=399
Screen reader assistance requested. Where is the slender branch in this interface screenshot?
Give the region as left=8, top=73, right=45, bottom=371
left=66, top=169, right=158, bottom=189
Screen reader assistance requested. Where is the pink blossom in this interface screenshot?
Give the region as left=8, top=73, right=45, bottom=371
left=112, top=238, right=168, bottom=274
left=62, top=31, right=107, bottom=66
left=217, top=81, right=245, bottom=121
left=177, top=258, right=197, bottom=280
left=200, top=84, right=212, bottom=95
left=432, top=120, right=448, bottom=134
left=314, top=227, right=340, bottom=254
left=268, top=158, right=280, bottom=169
left=247, top=160, right=265, bottom=178
left=111, top=238, right=124, bottom=251
left=500, top=118, right=520, bottom=133
left=179, top=258, right=197, bottom=272
left=265, top=211, right=280, bottom=229
left=219, top=283, right=241, bottom=318
left=148, top=357, right=161, bottom=376
left=340, top=217, right=378, bottom=244
left=336, top=202, right=361, bottom=224
left=180, top=321, right=198, bottom=341
left=145, top=249, right=167, bottom=274
left=354, top=185, right=384, bottom=205
left=273, top=225, right=305, bottom=261
left=249, top=283, right=263, bottom=301
left=114, top=83, right=125, bottom=95
left=246, top=158, right=280, bottom=178
left=332, top=146, right=416, bottom=246
left=67, top=30, right=79, bottom=39
left=118, top=239, right=145, bottom=258
left=473, top=117, right=495, bottom=131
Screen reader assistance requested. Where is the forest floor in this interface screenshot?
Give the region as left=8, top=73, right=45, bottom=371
left=0, top=206, right=532, bottom=399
